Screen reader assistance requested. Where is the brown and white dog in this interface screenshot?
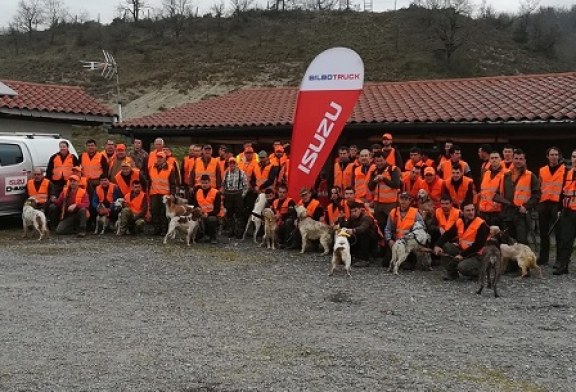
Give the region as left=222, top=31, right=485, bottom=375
left=295, top=205, right=332, bottom=255
left=330, top=228, right=352, bottom=277
left=491, top=226, right=543, bottom=279
left=260, top=208, right=278, bottom=249
left=163, top=194, right=196, bottom=219
left=94, top=202, right=109, bottom=235
left=163, top=207, right=203, bottom=246
left=22, top=197, right=49, bottom=240
left=243, top=192, right=267, bottom=243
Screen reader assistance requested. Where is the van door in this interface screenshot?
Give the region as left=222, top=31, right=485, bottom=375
left=0, top=141, right=31, bottom=216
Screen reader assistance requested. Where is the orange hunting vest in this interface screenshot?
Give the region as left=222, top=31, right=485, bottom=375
left=390, top=207, right=418, bottom=239
left=353, top=164, right=375, bottom=201
left=299, top=199, right=321, bottom=218
left=272, top=197, right=293, bottom=216
left=445, top=177, right=473, bottom=208
left=62, top=187, right=87, bottom=205
left=81, top=152, right=104, bottom=180
left=326, top=201, right=346, bottom=226
left=563, top=169, right=576, bottom=211
left=383, top=148, right=397, bottom=166
left=422, top=177, right=443, bottom=208
left=403, top=176, right=426, bottom=199
left=126, top=191, right=145, bottom=215
left=539, top=165, right=565, bottom=203
left=102, top=151, right=116, bottom=167
left=256, top=163, right=274, bottom=188
left=456, top=217, right=484, bottom=251
left=479, top=170, right=504, bottom=213
left=238, top=159, right=259, bottom=183
left=26, top=178, right=50, bottom=204
left=194, top=158, right=219, bottom=188
left=196, top=188, right=224, bottom=217
left=333, top=161, right=355, bottom=190
left=439, top=160, right=468, bottom=181
left=52, top=154, right=74, bottom=181
left=508, top=170, right=533, bottom=207
left=114, top=169, right=140, bottom=196
left=149, top=166, right=171, bottom=195
left=372, top=167, right=399, bottom=204
left=95, top=184, right=117, bottom=204
left=435, top=207, right=460, bottom=231
left=182, top=156, right=196, bottom=186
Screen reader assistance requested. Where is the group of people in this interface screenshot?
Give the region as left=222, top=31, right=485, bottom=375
left=24, top=133, right=576, bottom=278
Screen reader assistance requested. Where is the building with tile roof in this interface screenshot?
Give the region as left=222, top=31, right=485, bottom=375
left=0, top=80, right=116, bottom=140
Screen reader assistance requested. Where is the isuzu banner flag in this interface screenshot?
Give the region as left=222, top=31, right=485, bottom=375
left=288, top=47, right=364, bottom=201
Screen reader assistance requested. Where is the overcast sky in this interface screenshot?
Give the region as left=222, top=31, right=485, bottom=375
left=1, top=0, right=574, bottom=28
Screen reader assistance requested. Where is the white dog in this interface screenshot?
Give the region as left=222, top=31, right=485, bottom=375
left=330, top=229, right=352, bottom=277
left=163, top=207, right=202, bottom=246
left=94, top=202, right=109, bottom=235
left=114, top=198, right=126, bottom=235
left=260, top=208, right=278, bottom=249
left=163, top=194, right=195, bottom=219
left=242, top=193, right=267, bottom=243
left=388, top=221, right=431, bottom=275
left=295, top=205, right=332, bottom=255
left=22, top=197, right=49, bottom=240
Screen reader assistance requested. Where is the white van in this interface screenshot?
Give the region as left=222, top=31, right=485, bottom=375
left=0, top=133, right=78, bottom=217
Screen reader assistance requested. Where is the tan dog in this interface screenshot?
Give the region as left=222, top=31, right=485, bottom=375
left=295, top=205, right=332, bottom=255
left=330, top=229, right=352, bottom=277
left=491, top=226, right=543, bottom=279
left=260, top=208, right=278, bottom=249
left=22, top=197, right=49, bottom=240
left=163, top=207, right=203, bottom=246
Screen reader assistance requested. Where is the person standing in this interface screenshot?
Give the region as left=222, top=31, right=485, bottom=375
left=478, top=151, right=505, bottom=227
left=101, top=139, right=116, bottom=168
left=221, top=158, right=248, bottom=238
left=441, top=164, right=474, bottom=210
left=368, top=151, right=402, bottom=234
left=128, top=139, right=148, bottom=172
left=381, top=132, right=403, bottom=168
left=351, top=149, right=375, bottom=204
left=333, top=146, right=355, bottom=192
left=537, top=147, right=566, bottom=265
left=108, top=144, right=133, bottom=179
left=79, top=139, right=109, bottom=195
left=555, top=149, right=576, bottom=275
left=437, top=145, right=471, bottom=181
left=45, top=141, right=79, bottom=197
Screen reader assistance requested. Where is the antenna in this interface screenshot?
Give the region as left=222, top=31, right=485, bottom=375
left=80, top=50, right=122, bottom=122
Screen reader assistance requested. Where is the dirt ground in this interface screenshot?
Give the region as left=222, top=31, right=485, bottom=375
left=1, top=219, right=575, bottom=391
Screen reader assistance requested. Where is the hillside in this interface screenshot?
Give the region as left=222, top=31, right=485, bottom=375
left=1, top=7, right=575, bottom=119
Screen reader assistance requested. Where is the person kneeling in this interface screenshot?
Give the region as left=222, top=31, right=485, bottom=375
left=54, top=175, right=89, bottom=237
left=118, top=181, right=148, bottom=235
left=193, top=175, right=222, bottom=244
left=342, top=201, right=379, bottom=267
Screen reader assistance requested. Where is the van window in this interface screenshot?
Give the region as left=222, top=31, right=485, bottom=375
left=0, top=143, right=24, bottom=166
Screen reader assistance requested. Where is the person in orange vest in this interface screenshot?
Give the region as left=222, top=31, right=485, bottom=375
left=433, top=202, right=489, bottom=281
left=421, top=150, right=436, bottom=168
left=325, top=186, right=346, bottom=228
left=502, top=144, right=515, bottom=170
left=381, top=132, right=403, bottom=168
left=91, top=174, right=122, bottom=228
left=429, top=194, right=461, bottom=250
left=537, top=146, right=566, bottom=265
left=236, top=141, right=260, bottom=164
left=402, top=166, right=426, bottom=200
left=46, top=141, right=80, bottom=197
left=68, top=166, right=88, bottom=189
left=264, top=188, right=276, bottom=208
left=79, top=139, right=109, bottom=195
left=114, top=161, right=147, bottom=197
left=269, top=142, right=288, bottom=167
left=370, top=143, right=382, bottom=157
left=555, top=149, right=576, bottom=275
left=181, top=144, right=199, bottom=198
left=441, top=164, right=474, bottom=210
left=288, top=187, right=324, bottom=250
left=256, top=150, right=280, bottom=192
left=351, top=149, right=375, bottom=203
left=333, top=145, right=356, bottom=192
left=341, top=200, right=380, bottom=266
left=101, top=139, right=116, bottom=168
left=404, top=147, right=426, bottom=173
left=368, top=151, right=402, bottom=234
left=271, top=184, right=297, bottom=248
left=149, top=151, right=178, bottom=236
left=437, top=139, right=454, bottom=167
left=53, top=175, right=89, bottom=237
left=478, top=151, right=505, bottom=227
left=108, top=144, right=133, bottom=179
left=216, top=145, right=228, bottom=179
left=238, top=146, right=260, bottom=218
left=477, top=144, right=493, bottom=182
left=190, top=145, right=222, bottom=191
left=494, top=148, right=541, bottom=245
left=147, top=138, right=167, bottom=172
left=421, top=167, right=444, bottom=208
left=437, top=145, right=471, bottom=181
left=221, top=157, right=248, bottom=238
left=192, top=174, right=223, bottom=244
left=26, top=167, right=58, bottom=229
left=384, top=192, right=424, bottom=269
left=163, top=147, right=181, bottom=188
left=128, top=138, right=148, bottom=172
left=117, top=180, right=148, bottom=235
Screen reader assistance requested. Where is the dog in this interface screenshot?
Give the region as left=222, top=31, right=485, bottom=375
left=242, top=192, right=267, bottom=243
left=94, top=202, right=110, bottom=235
left=295, top=205, right=332, bottom=255
left=260, top=208, right=278, bottom=249
left=22, top=197, right=49, bottom=240
left=114, top=198, right=126, bottom=235
left=491, top=226, right=543, bottom=279
left=163, top=207, right=203, bottom=246
left=417, top=189, right=435, bottom=227
left=388, top=221, right=431, bottom=275
left=330, top=229, right=352, bottom=277
left=477, top=237, right=504, bottom=298
left=163, top=194, right=195, bottom=219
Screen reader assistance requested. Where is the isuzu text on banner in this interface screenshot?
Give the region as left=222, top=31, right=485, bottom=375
left=288, top=47, right=364, bottom=201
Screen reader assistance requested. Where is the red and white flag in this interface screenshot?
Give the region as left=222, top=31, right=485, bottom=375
left=288, top=47, right=364, bottom=201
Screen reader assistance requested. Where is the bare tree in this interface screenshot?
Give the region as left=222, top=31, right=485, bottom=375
left=477, top=0, right=495, bottom=19
left=121, top=0, right=147, bottom=22
left=44, top=0, right=68, bottom=43
left=519, top=0, right=540, bottom=15
left=13, top=0, right=45, bottom=40
left=428, top=0, right=474, bottom=65
left=229, top=0, right=255, bottom=18
left=162, top=0, right=192, bottom=37
left=211, top=0, right=226, bottom=18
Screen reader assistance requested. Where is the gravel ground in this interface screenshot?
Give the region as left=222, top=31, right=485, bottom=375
left=1, top=219, right=575, bottom=392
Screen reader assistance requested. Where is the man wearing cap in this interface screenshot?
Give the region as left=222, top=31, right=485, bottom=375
left=114, top=161, right=147, bottom=197
left=381, top=133, right=403, bottom=169
left=80, top=139, right=109, bottom=194
left=149, top=151, right=178, bottom=235
left=128, top=139, right=148, bottom=172
left=342, top=201, right=380, bottom=266
left=190, top=145, right=222, bottom=192
left=256, top=150, right=280, bottom=192
left=192, top=174, right=223, bottom=244
left=437, top=145, right=471, bottom=181
left=434, top=202, right=489, bottom=281
left=221, top=157, right=248, bottom=238
left=236, top=141, right=260, bottom=164
left=92, top=174, right=123, bottom=229
left=421, top=167, right=443, bottom=208
left=54, top=175, right=89, bottom=237
left=117, top=180, right=148, bottom=236
left=46, top=141, right=80, bottom=197
left=384, top=192, right=425, bottom=269
left=368, top=151, right=402, bottom=234
left=441, top=164, right=474, bottom=210
left=351, top=149, right=375, bottom=204
left=478, top=150, right=505, bottom=227
left=108, top=143, right=133, bottom=179
left=333, top=146, right=356, bottom=192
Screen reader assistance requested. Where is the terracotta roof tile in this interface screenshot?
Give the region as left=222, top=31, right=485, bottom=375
left=118, top=72, right=576, bottom=129
left=0, top=80, right=114, bottom=117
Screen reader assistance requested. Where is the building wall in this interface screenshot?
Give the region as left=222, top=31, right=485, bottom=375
left=0, top=118, right=77, bottom=140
